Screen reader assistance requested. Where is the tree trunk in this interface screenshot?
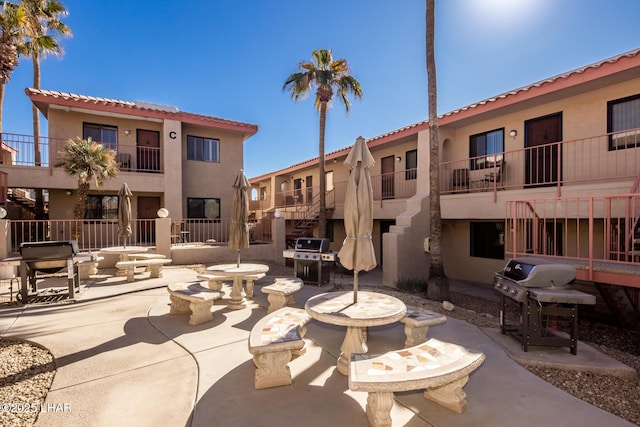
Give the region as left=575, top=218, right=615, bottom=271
left=32, top=55, right=46, bottom=221
left=318, top=101, right=327, bottom=238
left=72, top=181, right=90, bottom=241
left=425, top=0, right=450, bottom=302
left=0, top=83, right=4, bottom=133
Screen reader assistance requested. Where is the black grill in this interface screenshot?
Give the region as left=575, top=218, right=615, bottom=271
left=494, top=257, right=595, bottom=355
left=283, top=238, right=336, bottom=286
left=19, top=240, right=80, bottom=303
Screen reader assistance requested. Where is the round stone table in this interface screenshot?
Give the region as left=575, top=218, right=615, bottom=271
left=305, top=291, right=406, bottom=375
left=207, top=263, right=269, bottom=310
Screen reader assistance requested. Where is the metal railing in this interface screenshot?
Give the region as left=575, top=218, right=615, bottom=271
left=441, top=129, right=640, bottom=199
left=268, top=168, right=418, bottom=212
left=8, top=217, right=272, bottom=254
left=506, top=193, right=640, bottom=286
left=0, top=132, right=164, bottom=173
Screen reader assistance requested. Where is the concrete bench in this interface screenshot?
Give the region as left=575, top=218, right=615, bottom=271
left=260, top=277, right=304, bottom=313
left=248, top=307, right=311, bottom=389
left=349, top=338, right=485, bottom=427
left=129, top=253, right=167, bottom=271
left=198, top=273, right=265, bottom=297
left=168, top=282, right=222, bottom=326
left=76, top=255, right=104, bottom=280
left=400, top=305, right=447, bottom=347
left=116, top=258, right=172, bottom=282
left=198, top=274, right=232, bottom=291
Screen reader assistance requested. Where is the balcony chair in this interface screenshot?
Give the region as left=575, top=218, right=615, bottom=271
left=171, top=221, right=189, bottom=244
left=483, top=157, right=504, bottom=189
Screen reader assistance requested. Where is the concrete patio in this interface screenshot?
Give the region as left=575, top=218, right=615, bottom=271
left=0, top=266, right=636, bottom=427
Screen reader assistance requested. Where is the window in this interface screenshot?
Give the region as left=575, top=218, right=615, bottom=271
left=608, top=94, right=640, bottom=150
left=470, top=221, right=504, bottom=260
left=405, top=149, right=417, bottom=180
left=325, top=171, right=334, bottom=192
left=187, top=198, right=220, bottom=219
left=187, top=135, right=219, bottom=162
left=83, top=123, right=118, bottom=151
left=469, top=129, right=504, bottom=170
left=85, top=195, right=118, bottom=220
left=260, top=187, right=267, bottom=200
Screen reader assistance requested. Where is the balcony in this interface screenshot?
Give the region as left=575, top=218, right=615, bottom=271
left=440, top=129, right=640, bottom=199
left=0, top=132, right=164, bottom=173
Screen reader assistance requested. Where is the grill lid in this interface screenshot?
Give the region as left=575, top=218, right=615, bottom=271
left=294, top=238, right=330, bottom=253
left=497, top=257, right=576, bottom=288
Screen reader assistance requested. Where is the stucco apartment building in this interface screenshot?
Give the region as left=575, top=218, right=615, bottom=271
left=249, top=48, right=640, bottom=311
left=1, top=89, right=258, bottom=244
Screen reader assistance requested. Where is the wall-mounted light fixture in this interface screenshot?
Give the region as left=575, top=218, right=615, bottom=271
left=509, top=129, right=518, bottom=139
left=157, top=208, right=169, bottom=218
left=65, top=190, right=73, bottom=196
left=396, top=156, right=402, bottom=162
left=124, top=128, right=131, bottom=136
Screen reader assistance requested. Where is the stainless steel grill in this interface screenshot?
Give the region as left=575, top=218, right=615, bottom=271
left=493, top=257, right=595, bottom=355
left=283, top=238, right=337, bottom=286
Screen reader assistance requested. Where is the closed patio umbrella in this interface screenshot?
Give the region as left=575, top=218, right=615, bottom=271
left=118, top=183, right=133, bottom=248
left=338, top=136, right=377, bottom=303
left=229, top=169, right=250, bottom=267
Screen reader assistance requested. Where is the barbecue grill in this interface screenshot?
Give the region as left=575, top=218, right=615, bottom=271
left=19, top=240, right=80, bottom=303
left=283, top=238, right=337, bottom=285
left=494, top=257, right=595, bottom=354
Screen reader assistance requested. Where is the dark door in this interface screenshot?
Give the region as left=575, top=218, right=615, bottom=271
left=305, top=175, right=313, bottom=205
left=525, top=113, right=562, bottom=187
left=379, top=220, right=394, bottom=266
left=136, top=129, right=160, bottom=172
left=381, top=155, right=395, bottom=199
left=137, top=196, right=161, bottom=244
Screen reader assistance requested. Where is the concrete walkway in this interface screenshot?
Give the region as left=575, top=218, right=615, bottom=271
left=0, top=266, right=636, bottom=427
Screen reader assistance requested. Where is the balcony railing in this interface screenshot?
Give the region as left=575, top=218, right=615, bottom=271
left=8, top=217, right=271, bottom=254
left=440, top=129, right=640, bottom=198
left=0, top=132, right=164, bottom=173
left=507, top=193, right=640, bottom=287
left=264, top=168, right=419, bottom=213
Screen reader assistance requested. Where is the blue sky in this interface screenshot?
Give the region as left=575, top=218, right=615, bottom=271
left=3, top=0, right=640, bottom=178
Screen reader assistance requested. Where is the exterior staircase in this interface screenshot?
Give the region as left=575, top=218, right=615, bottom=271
left=284, top=191, right=335, bottom=248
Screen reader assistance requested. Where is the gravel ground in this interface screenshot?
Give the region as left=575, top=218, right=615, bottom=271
left=1, top=261, right=638, bottom=425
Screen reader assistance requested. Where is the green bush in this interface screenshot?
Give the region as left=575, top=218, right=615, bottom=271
left=395, top=278, right=428, bottom=294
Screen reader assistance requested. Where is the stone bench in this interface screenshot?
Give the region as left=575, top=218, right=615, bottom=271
left=129, top=253, right=167, bottom=271
left=116, top=258, right=172, bottom=282
left=197, top=273, right=231, bottom=291
left=198, top=273, right=265, bottom=297
left=76, top=255, right=104, bottom=280
left=260, top=277, right=304, bottom=313
left=400, top=305, right=447, bottom=347
left=349, top=338, right=485, bottom=427
left=248, top=307, right=311, bottom=389
left=167, top=281, right=222, bottom=326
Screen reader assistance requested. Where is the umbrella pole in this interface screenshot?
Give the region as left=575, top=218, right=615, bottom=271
left=353, top=270, right=358, bottom=303
left=236, top=250, right=240, bottom=268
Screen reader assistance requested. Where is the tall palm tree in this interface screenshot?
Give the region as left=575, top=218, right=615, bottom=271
left=283, top=49, right=362, bottom=238
left=55, top=137, right=118, bottom=239
left=18, top=0, right=71, bottom=220
left=425, top=0, right=450, bottom=302
left=0, top=1, right=26, bottom=133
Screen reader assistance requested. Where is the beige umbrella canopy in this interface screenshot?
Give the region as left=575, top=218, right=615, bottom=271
left=229, top=169, right=251, bottom=267
left=338, top=136, right=376, bottom=303
left=118, top=183, right=133, bottom=248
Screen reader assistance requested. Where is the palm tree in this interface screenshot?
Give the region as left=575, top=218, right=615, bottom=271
left=283, top=49, right=362, bottom=238
left=18, top=0, right=71, bottom=220
left=0, top=1, right=26, bottom=133
left=425, top=0, right=450, bottom=302
left=55, top=137, right=119, bottom=239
